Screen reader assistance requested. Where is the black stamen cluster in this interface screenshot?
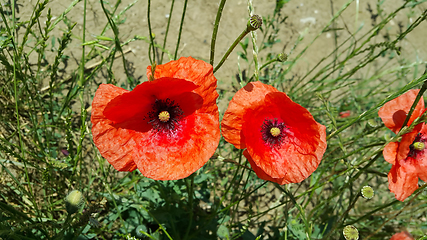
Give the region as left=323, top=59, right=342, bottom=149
left=147, top=98, right=184, bottom=135
left=260, top=118, right=286, bottom=148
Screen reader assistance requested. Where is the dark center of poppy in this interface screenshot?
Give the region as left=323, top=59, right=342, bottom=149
left=147, top=98, right=183, bottom=135
left=409, top=133, right=426, bottom=158
left=261, top=118, right=287, bottom=147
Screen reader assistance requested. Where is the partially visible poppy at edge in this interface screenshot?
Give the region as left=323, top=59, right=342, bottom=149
left=221, top=81, right=327, bottom=184
left=91, top=57, right=220, bottom=180
left=390, top=231, right=414, bottom=240
left=378, top=89, right=427, bottom=201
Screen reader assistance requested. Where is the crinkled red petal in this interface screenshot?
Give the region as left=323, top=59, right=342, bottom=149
left=147, top=57, right=219, bottom=115
left=383, top=142, right=398, bottom=165
left=396, top=127, right=422, bottom=161
left=390, top=231, right=414, bottom=240
left=104, top=77, right=198, bottom=124
left=91, top=84, right=137, bottom=171
left=243, top=92, right=326, bottom=182
left=388, top=159, right=419, bottom=201
left=244, top=150, right=291, bottom=185
left=415, top=124, right=427, bottom=182
left=221, top=81, right=279, bottom=149
left=378, top=89, right=424, bottom=133
left=133, top=113, right=220, bottom=180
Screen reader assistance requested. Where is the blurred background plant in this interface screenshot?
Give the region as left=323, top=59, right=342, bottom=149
left=1, top=0, right=427, bottom=239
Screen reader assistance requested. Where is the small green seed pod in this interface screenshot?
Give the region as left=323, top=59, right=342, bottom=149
left=277, top=53, right=288, bottom=62
left=247, top=15, right=262, bottom=31
left=361, top=185, right=374, bottom=199
left=343, top=225, right=359, bottom=240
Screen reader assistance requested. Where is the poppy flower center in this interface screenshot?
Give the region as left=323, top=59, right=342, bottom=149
left=413, top=142, right=425, bottom=151
left=261, top=118, right=287, bottom=147
left=147, top=98, right=183, bottom=135
left=158, top=111, right=170, bottom=122
left=270, top=127, right=281, bottom=137
left=409, top=133, right=426, bottom=158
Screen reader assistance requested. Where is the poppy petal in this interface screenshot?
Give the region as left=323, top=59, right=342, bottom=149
left=244, top=150, right=291, bottom=185
left=378, top=89, right=424, bottom=133
left=91, top=84, right=137, bottom=171
left=104, top=78, right=198, bottom=124
left=415, top=124, right=427, bottom=182
left=396, top=128, right=421, bottom=162
left=388, top=159, right=419, bottom=201
left=147, top=57, right=218, bottom=114
left=390, top=231, right=414, bottom=240
left=133, top=113, right=220, bottom=180
left=383, top=142, right=398, bottom=165
left=221, top=81, right=279, bottom=149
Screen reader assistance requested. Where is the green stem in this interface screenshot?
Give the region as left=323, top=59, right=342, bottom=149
left=147, top=0, right=156, bottom=65
left=214, top=29, right=249, bottom=73
left=174, top=0, right=188, bottom=60
left=75, top=0, right=88, bottom=188
left=210, top=0, right=227, bottom=66
left=160, top=0, right=175, bottom=64
left=184, top=175, right=195, bottom=240
left=259, top=58, right=278, bottom=70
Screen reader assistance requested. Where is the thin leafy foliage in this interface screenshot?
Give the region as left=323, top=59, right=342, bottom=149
left=0, top=0, right=427, bottom=239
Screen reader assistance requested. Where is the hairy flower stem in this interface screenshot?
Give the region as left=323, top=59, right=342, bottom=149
left=184, top=175, right=194, bottom=240
left=214, top=29, right=249, bottom=73
left=147, top=0, right=156, bottom=65
left=160, top=0, right=175, bottom=64
left=214, top=15, right=261, bottom=73
left=259, top=53, right=288, bottom=70
left=210, top=0, right=227, bottom=66
left=174, top=0, right=188, bottom=60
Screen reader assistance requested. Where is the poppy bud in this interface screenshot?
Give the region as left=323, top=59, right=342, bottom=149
left=276, top=53, right=288, bottom=62
left=65, top=190, right=84, bottom=214
left=247, top=15, right=262, bottom=31
left=343, top=225, right=359, bottom=240
left=367, top=119, right=377, bottom=128
left=361, top=185, right=374, bottom=199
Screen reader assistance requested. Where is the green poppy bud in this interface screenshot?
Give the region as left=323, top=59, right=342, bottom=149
left=361, top=185, right=374, bottom=199
left=343, top=225, right=359, bottom=240
left=277, top=53, right=288, bottom=62
left=65, top=190, right=84, bottom=214
left=247, top=15, right=262, bottom=31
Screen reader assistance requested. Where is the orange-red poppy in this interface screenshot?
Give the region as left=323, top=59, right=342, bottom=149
left=91, top=57, right=220, bottom=180
left=379, top=89, right=427, bottom=201
left=390, top=231, right=414, bottom=240
left=221, top=81, right=327, bottom=184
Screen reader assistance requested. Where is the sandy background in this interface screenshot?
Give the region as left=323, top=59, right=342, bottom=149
left=17, top=0, right=427, bottom=112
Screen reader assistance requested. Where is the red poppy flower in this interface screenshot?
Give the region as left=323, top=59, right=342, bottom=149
left=379, top=89, right=427, bottom=201
left=91, top=57, right=220, bottom=180
left=221, top=81, right=327, bottom=184
left=390, top=231, right=414, bottom=240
